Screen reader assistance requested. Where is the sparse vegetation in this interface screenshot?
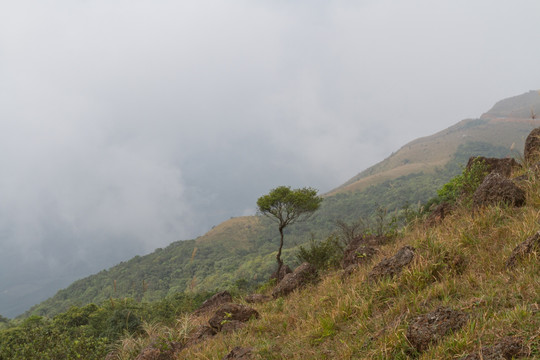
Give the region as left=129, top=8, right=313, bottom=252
left=5, top=148, right=540, bottom=359
left=256, top=186, right=323, bottom=278
left=296, top=234, right=343, bottom=271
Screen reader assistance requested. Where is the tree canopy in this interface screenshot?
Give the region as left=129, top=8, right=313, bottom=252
left=257, top=186, right=323, bottom=278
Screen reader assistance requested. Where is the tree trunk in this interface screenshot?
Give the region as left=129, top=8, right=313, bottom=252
left=276, top=225, right=285, bottom=280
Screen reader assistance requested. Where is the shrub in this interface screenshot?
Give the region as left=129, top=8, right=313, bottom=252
left=296, top=234, right=343, bottom=271
left=436, top=159, right=488, bottom=205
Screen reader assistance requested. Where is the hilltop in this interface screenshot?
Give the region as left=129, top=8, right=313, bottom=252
left=22, top=91, right=540, bottom=320
left=4, top=124, right=540, bottom=359
left=109, top=125, right=540, bottom=359
left=331, top=89, right=540, bottom=195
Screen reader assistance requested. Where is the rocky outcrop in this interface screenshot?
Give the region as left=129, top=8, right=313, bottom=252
left=208, top=303, right=259, bottom=332
left=187, top=325, right=217, bottom=346
left=245, top=293, right=271, bottom=304
left=426, top=202, right=453, bottom=226
left=222, top=347, right=254, bottom=360
left=406, top=307, right=469, bottom=353
left=270, top=264, right=292, bottom=281
left=272, top=262, right=318, bottom=298
left=221, top=320, right=247, bottom=333
left=341, top=235, right=388, bottom=269
left=472, top=173, right=525, bottom=208
left=506, top=231, right=540, bottom=268
left=134, top=340, right=184, bottom=360
left=466, top=156, right=520, bottom=179
left=460, top=337, right=528, bottom=360
left=524, top=127, right=540, bottom=164
left=194, top=291, right=232, bottom=315
left=368, top=246, right=415, bottom=282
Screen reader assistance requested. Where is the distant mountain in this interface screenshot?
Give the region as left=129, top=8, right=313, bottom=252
left=481, top=89, right=540, bottom=119
left=331, top=90, right=540, bottom=196
left=23, top=90, right=540, bottom=318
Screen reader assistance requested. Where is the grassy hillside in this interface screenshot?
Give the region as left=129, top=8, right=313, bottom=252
left=22, top=92, right=540, bottom=319
left=122, top=162, right=540, bottom=359
left=331, top=118, right=537, bottom=195
left=22, top=140, right=524, bottom=319
left=333, top=90, right=540, bottom=196
left=9, top=147, right=538, bottom=359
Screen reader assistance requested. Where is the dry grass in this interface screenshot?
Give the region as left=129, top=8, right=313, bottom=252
left=329, top=118, right=540, bottom=196
left=195, top=216, right=263, bottom=250
left=115, top=172, right=540, bottom=359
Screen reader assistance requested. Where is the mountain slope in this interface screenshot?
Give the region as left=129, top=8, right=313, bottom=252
left=23, top=91, right=540, bottom=319
left=331, top=90, right=540, bottom=195
left=177, top=163, right=540, bottom=359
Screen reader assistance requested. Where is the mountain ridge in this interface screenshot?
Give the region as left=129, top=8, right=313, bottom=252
left=19, top=90, right=540, bottom=319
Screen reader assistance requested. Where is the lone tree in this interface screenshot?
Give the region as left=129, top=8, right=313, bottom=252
left=257, top=186, right=323, bottom=279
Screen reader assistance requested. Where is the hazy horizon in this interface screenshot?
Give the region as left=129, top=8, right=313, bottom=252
left=1, top=0, right=540, bottom=317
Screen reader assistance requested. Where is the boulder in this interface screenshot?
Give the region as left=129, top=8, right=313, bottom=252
left=135, top=340, right=184, bottom=360
left=466, top=156, right=520, bottom=179
left=221, top=320, right=247, bottom=334
left=208, top=303, right=259, bottom=331
left=472, top=173, right=525, bottom=208
left=425, top=202, right=453, bottom=226
left=245, top=293, right=271, bottom=304
left=194, top=291, right=232, bottom=315
left=341, top=235, right=385, bottom=269
left=342, top=244, right=378, bottom=269
left=222, top=347, right=254, bottom=360
left=269, top=264, right=292, bottom=281
left=368, top=246, right=415, bottom=282
left=524, top=127, right=540, bottom=164
left=460, top=337, right=527, bottom=360
left=186, top=324, right=217, bottom=346
left=272, top=262, right=318, bottom=298
left=506, top=231, right=540, bottom=268
left=406, top=307, right=469, bottom=353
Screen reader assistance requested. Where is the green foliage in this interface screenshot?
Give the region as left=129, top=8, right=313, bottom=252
left=23, top=141, right=512, bottom=322
left=296, top=234, right=343, bottom=271
left=436, top=158, right=488, bottom=204
left=257, top=186, right=323, bottom=227
left=0, top=291, right=212, bottom=359
left=257, top=185, right=323, bottom=273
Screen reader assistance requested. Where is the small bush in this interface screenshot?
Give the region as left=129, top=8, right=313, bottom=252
left=437, top=159, right=488, bottom=204
left=296, top=235, right=343, bottom=271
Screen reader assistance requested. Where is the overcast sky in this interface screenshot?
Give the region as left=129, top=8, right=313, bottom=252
left=1, top=0, right=539, bottom=316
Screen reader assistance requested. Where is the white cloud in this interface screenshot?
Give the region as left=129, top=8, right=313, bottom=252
left=0, top=0, right=539, bottom=315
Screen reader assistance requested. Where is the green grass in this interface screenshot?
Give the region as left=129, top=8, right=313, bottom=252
left=152, top=171, right=540, bottom=359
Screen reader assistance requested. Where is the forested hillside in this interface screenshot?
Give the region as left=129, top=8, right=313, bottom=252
left=3, top=125, right=540, bottom=359
left=24, top=137, right=527, bottom=319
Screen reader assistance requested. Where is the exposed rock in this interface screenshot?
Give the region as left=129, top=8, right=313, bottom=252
left=524, top=127, right=540, bottom=164
left=460, top=336, right=528, bottom=360
left=208, top=303, right=259, bottom=331
left=187, top=324, right=217, bottom=346
left=272, top=262, right=318, bottom=298
left=472, top=173, right=526, bottom=208
left=270, top=264, right=292, bottom=281
left=194, top=291, right=232, bottom=315
left=221, top=320, right=247, bottom=333
left=466, top=156, right=520, bottom=179
left=342, top=264, right=359, bottom=278
left=425, top=202, right=453, bottom=226
left=368, top=246, right=415, bottom=282
left=506, top=231, right=540, bottom=268
left=341, top=235, right=386, bottom=269
left=342, top=244, right=378, bottom=269
left=245, top=293, right=271, bottom=304
left=222, top=347, right=254, bottom=360
left=406, top=307, right=469, bottom=353
left=135, top=340, right=184, bottom=360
